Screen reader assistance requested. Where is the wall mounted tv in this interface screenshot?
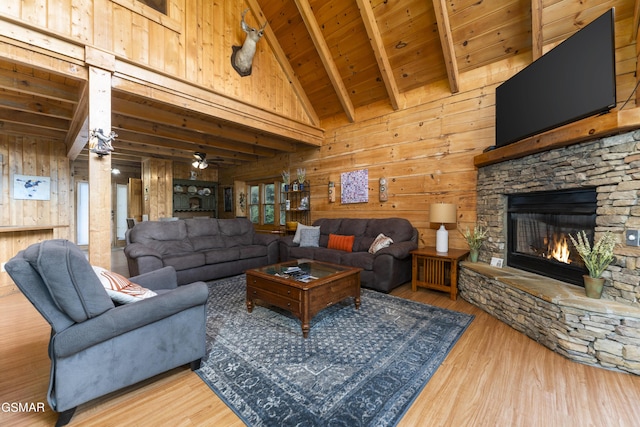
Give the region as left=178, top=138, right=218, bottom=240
left=495, top=8, right=616, bottom=148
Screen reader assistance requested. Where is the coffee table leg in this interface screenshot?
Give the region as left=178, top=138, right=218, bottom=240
left=246, top=299, right=254, bottom=313
left=354, top=295, right=360, bottom=310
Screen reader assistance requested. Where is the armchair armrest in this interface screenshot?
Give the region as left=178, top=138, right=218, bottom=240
left=130, top=266, right=178, bottom=291
left=374, top=241, right=418, bottom=259
left=52, top=282, right=208, bottom=358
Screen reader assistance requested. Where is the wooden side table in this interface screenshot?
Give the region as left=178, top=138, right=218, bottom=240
left=411, top=247, right=470, bottom=300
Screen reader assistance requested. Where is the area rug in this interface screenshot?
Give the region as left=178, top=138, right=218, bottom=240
left=196, top=275, right=474, bottom=426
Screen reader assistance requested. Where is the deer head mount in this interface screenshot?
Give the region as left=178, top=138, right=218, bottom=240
left=231, top=9, right=267, bottom=77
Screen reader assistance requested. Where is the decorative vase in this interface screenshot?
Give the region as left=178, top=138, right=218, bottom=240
left=583, top=275, right=605, bottom=299
left=469, top=249, right=479, bottom=262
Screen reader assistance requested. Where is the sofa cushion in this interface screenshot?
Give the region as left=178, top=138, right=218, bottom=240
left=185, top=218, right=225, bottom=251
left=309, top=247, right=343, bottom=265
left=337, top=219, right=368, bottom=237
left=289, top=246, right=319, bottom=260
left=328, top=234, right=355, bottom=252
left=239, top=245, right=268, bottom=260
left=219, top=218, right=254, bottom=247
left=23, top=239, right=114, bottom=323
left=204, top=248, right=240, bottom=264
left=92, top=266, right=157, bottom=304
left=366, top=218, right=415, bottom=244
left=129, top=221, right=194, bottom=255
left=162, top=252, right=205, bottom=271
left=313, top=218, right=342, bottom=247
left=340, top=252, right=375, bottom=270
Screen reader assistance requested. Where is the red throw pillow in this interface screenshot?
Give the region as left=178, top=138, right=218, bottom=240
left=327, top=234, right=355, bottom=252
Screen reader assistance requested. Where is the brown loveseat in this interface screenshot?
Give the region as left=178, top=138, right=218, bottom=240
left=125, top=218, right=279, bottom=285
left=279, top=218, right=418, bottom=292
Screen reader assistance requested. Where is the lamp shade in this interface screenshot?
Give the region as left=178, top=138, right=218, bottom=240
left=429, top=203, right=457, bottom=224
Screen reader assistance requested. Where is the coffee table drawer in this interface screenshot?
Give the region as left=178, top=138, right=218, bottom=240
left=247, top=276, right=302, bottom=299
left=248, top=287, right=301, bottom=314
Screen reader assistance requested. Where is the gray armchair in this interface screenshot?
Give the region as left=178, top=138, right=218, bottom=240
left=5, top=239, right=208, bottom=427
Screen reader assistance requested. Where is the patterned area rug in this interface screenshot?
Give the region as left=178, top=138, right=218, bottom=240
left=196, top=275, right=474, bottom=427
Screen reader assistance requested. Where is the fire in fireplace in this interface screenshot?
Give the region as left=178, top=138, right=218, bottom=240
left=507, top=188, right=597, bottom=286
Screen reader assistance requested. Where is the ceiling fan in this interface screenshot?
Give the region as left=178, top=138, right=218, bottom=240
left=192, top=152, right=208, bottom=169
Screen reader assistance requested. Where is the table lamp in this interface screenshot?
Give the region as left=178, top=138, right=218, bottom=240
left=430, top=203, right=457, bottom=253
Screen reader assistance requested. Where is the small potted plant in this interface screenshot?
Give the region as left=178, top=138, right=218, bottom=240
left=462, top=225, right=488, bottom=262
left=282, top=170, right=290, bottom=191
left=296, top=168, right=306, bottom=191
left=568, top=230, right=616, bottom=299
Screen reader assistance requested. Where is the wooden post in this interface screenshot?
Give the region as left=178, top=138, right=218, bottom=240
left=87, top=49, right=115, bottom=269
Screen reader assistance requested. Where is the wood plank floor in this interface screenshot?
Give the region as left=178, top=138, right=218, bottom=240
left=2, top=249, right=640, bottom=426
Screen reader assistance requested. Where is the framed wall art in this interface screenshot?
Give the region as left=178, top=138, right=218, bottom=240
left=13, top=174, right=51, bottom=200
left=340, top=169, right=368, bottom=204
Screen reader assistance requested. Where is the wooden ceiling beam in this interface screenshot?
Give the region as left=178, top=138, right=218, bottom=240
left=355, top=0, right=401, bottom=110
left=0, top=120, right=67, bottom=139
left=246, top=0, right=320, bottom=127
left=0, top=89, right=74, bottom=119
left=112, top=142, right=244, bottom=166
left=531, top=0, right=543, bottom=60
left=293, top=0, right=356, bottom=122
left=432, top=0, right=460, bottom=93
left=0, top=66, right=81, bottom=103
left=66, top=82, right=89, bottom=160
left=111, top=97, right=297, bottom=152
left=112, top=113, right=278, bottom=158
left=0, top=105, right=69, bottom=131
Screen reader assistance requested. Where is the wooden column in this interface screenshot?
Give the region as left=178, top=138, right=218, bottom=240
left=87, top=48, right=116, bottom=269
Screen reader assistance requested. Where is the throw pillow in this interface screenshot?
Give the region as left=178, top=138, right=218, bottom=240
left=299, top=227, right=320, bottom=247
left=293, top=224, right=320, bottom=244
left=92, top=266, right=157, bottom=304
left=327, top=234, right=355, bottom=252
left=368, top=233, right=394, bottom=254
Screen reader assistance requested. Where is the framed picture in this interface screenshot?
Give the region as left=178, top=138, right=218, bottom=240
left=340, top=169, right=369, bottom=204
left=13, top=174, right=51, bottom=200
left=224, top=186, right=233, bottom=212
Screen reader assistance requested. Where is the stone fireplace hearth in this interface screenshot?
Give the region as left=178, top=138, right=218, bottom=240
left=459, top=130, right=640, bottom=374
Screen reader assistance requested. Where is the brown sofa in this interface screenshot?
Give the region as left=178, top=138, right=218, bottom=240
left=279, top=218, right=418, bottom=292
left=125, top=218, right=279, bottom=285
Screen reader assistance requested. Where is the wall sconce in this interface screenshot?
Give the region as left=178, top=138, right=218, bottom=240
left=89, top=128, right=117, bottom=157
left=328, top=181, right=335, bottom=203
left=430, top=203, right=457, bottom=253
left=379, top=177, right=388, bottom=202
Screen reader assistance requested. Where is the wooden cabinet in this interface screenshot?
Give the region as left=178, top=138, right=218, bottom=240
left=284, top=181, right=310, bottom=226
left=173, top=179, right=218, bottom=218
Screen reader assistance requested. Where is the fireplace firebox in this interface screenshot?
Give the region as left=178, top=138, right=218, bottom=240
left=507, top=188, right=597, bottom=286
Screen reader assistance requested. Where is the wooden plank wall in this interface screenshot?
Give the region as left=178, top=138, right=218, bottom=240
left=220, top=8, right=638, bottom=251
left=0, top=136, right=71, bottom=295
left=0, top=0, right=314, bottom=126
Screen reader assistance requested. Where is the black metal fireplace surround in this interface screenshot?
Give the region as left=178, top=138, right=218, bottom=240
left=507, top=188, right=597, bottom=286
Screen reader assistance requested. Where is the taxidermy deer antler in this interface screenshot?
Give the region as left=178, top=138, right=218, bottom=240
left=231, top=9, right=267, bottom=77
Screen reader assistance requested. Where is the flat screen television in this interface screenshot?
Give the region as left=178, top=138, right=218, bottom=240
left=495, top=8, right=616, bottom=148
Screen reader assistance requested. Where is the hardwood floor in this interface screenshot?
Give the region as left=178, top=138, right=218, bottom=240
left=2, top=249, right=640, bottom=426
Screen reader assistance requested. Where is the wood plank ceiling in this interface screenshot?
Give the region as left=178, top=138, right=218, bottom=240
left=0, top=0, right=634, bottom=170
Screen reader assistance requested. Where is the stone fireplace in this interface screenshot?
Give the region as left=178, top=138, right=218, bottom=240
left=458, top=130, right=640, bottom=374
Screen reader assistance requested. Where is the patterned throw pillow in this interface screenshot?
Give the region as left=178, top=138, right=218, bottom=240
left=293, top=224, right=320, bottom=244
left=327, top=234, right=355, bottom=252
left=92, top=266, right=157, bottom=304
left=368, top=233, right=394, bottom=254
left=299, top=228, right=320, bottom=247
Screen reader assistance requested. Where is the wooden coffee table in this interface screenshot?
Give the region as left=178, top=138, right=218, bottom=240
left=246, top=260, right=362, bottom=338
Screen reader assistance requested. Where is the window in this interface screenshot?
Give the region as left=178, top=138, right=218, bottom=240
left=138, top=0, right=166, bottom=14
left=248, top=182, right=283, bottom=227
